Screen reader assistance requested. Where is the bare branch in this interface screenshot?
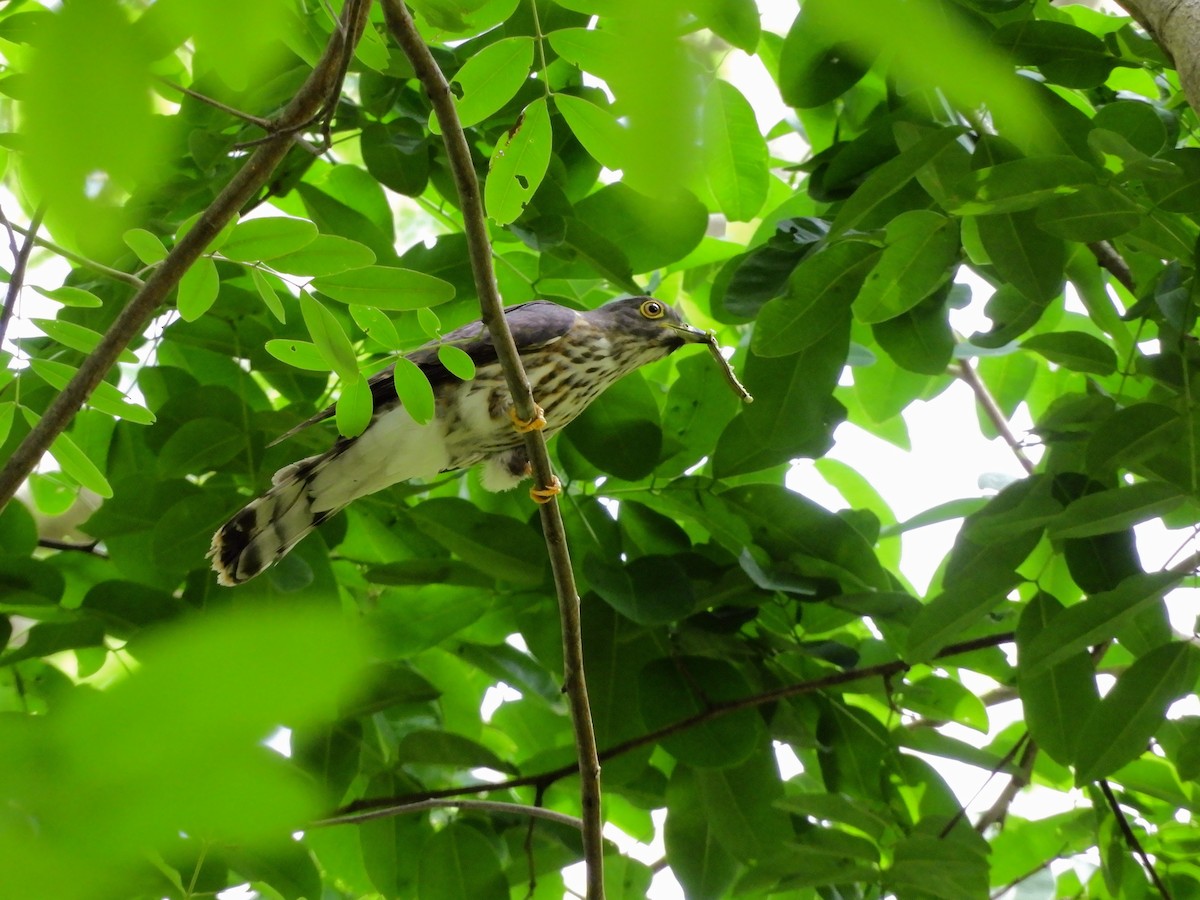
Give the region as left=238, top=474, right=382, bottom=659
left=332, top=631, right=1016, bottom=818
left=381, top=3, right=605, bottom=895
left=155, top=78, right=273, bottom=130
left=0, top=204, right=45, bottom=349
left=0, top=1, right=373, bottom=510
left=953, top=361, right=1036, bottom=476
left=316, top=797, right=585, bottom=831
left=8, top=222, right=144, bottom=288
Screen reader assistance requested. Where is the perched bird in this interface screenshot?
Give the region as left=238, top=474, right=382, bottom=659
left=210, top=295, right=708, bottom=586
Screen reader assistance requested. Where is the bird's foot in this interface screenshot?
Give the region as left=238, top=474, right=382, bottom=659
left=530, top=476, right=562, bottom=504
left=509, top=404, right=547, bottom=433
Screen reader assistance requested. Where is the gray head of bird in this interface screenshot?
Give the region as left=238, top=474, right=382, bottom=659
left=585, top=295, right=709, bottom=352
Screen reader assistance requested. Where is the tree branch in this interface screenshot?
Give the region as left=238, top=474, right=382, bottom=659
left=380, top=4, right=604, bottom=895
left=1088, top=240, right=1137, bottom=295
left=316, top=797, right=585, bottom=831
left=0, top=204, right=45, bottom=349
left=0, top=0, right=372, bottom=510
left=953, top=361, right=1036, bottom=475
left=332, top=630, right=1015, bottom=817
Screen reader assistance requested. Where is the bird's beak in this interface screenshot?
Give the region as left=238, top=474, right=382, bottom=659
left=667, top=322, right=711, bottom=344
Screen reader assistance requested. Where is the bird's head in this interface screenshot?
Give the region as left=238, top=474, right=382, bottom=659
left=587, top=295, right=709, bottom=354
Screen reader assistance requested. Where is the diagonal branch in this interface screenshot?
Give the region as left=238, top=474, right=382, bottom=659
left=332, top=630, right=1016, bottom=818
left=317, top=797, right=585, bottom=831
left=1100, top=779, right=1174, bottom=899
left=380, top=4, right=605, bottom=896
left=0, top=0, right=373, bottom=510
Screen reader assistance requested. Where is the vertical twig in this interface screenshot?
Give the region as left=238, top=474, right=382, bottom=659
left=381, top=3, right=605, bottom=895
left=0, top=0, right=373, bottom=508
left=0, top=204, right=46, bottom=349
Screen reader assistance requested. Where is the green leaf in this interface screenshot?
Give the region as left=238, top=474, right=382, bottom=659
left=299, top=292, right=358, bottom=383
left=435, top=344, right=476, bottom=381
left=312, top=266, right=455, bottom=309
left=176, top=256, right=220, bottom=322
left=853, top=210, right=960, bottom=324
left=1048, top=481, right=1186, bottom=539
left=992, top=19, right=1113, bottom=88
left=974, top=209, right=1066, bottom=303
left=350, top=305, right=401, bottom=349
left=406, top=498, right=545, bottom=587
left=28, top=360, right=154, bottom=425
left=887, top=826, right=990, bottom=900
left=369, top=585, right=494, bottom=658
left=1021, top=330, right=1117, bottom=375
left=553, top=92, right=628, bottom=171
left=220, top=217, right=318, bottom=262
left=270, top=234, right=377, bottom=277
left=431, top=36, right=534, bottom=133
left=396, top=730, right=513, bottom=773
left=157, top=418, right=245, bottom=477
left=264, top=339, right=332, bottom=371
left=1074, top=642, right=1200, bottom=784
left=574, top=182, right=707, bottom=274
left=485, top=97, right=552, bottom=226
left=360, top=121, right=430, bottom=198
left=639, top=656, right=760, bottom=767
left=905, top=568, right=1021, bottom=662
left=1022, top=570, right=1184, bottom=677
left=391, top=357, right=435, bottom=425
left=1017, top=592, right=1100, bottom=766
left=664, top=766, right=739, bottom=900
left=122, top=227, right=166, bottom=265
left=753, top=241, right=879, bottom=356
left=703, top=80, right=768, bottom=222
left=829, top=126, right=965, bottom=238
left=416, top=822, right=507, bottom=900
left=691, top=753, right=791, bottom=862
left=1034, top=185, right=1141, bottom=242
left=32, top=285, right=103, bottom=308
left=45, top=423, right=112, bottom=498
left=564, top=371, right=661, bottom=481
left=688, top=0, right=759, bottom=51
left=900, top=675, right=989, bottom=732
left=250, top=267, right=286, bottom=323
left=1093, top=100, right=1167, bottom=157
left=335, top=375, right=372, bottom=439
left=584, top=554, right=695, bottom=626
left=30, top=318, right=136, bottom=363
left=951, top=156, right=1099, bottom=215
left=778, top=0, right=874, bottom=107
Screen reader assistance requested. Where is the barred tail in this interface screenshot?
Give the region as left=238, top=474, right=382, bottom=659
left=209, top=455, right=339, bottom=586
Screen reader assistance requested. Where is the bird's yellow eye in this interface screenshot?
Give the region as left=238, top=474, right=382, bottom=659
left=640, top=299, right=666, bottom=319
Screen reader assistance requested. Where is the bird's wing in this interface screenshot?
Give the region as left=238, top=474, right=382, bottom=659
left=270, top=301, right=579, bottom=445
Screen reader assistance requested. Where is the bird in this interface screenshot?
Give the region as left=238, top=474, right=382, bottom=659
left=209, top=295, right=708, bottom=586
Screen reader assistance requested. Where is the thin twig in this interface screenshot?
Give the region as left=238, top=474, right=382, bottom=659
left=973, top=735, right=1038, bottom=833
left=0, top=204, right=45, bottom=349
left=1100, top=779, right=1173, bottom=899
left=7, top=223, right=144, bottom=288
left=0, top=1, right=373, bottom=510
left=332, top=630, right=1016, bottom=818
left=155, top=78, right=273, bottom=129
left=316, top=797, right=584, bottom=830
left=38, top=538, right=106, bottom=557
left=382, top=3, right=605, bottom=897
left=953, top=360, right=1036, bottom=475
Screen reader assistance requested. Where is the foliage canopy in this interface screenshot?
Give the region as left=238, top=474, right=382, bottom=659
left=2, top=0, right=1200, bottom=897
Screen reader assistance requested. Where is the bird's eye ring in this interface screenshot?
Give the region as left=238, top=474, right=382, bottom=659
left=640, top=299, right=666, bottom=319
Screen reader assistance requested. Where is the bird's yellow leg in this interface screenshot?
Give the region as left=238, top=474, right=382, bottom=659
left=509, top=404, right=547, bottom=433
left=530, top=476, right=562, bottom=504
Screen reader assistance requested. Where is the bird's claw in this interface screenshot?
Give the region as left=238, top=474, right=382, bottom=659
left=530, top=476, right=562, bottom=504
left=509, top=404, right=547, bottom=433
